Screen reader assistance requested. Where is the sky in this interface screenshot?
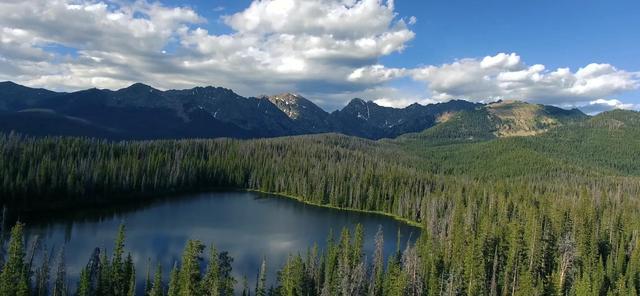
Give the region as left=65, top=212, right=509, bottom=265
left=0, top=0, right=638, bottom=112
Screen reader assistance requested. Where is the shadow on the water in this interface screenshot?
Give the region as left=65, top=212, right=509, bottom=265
left=6, top=190, right=420, bottom=294
left=6, top=188, right=254, bottom=226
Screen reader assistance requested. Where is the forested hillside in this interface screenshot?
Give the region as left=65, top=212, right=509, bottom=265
left=1, top=109, right=640, bottom=295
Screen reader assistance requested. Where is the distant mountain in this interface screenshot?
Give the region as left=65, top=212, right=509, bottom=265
left=486, top=100, right=587, bottom=137
left=0, top=81, right=62, bottom=111
left=399, top=100, right=587, bottom=145
left=264, top=93, right=332, bottom=133
left=0, top=81, right=583, bottom=140
left=329, top=98, right=480, bottom=139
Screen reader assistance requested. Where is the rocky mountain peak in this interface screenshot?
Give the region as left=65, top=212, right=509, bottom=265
left=265, top=93, right=323, bottom=120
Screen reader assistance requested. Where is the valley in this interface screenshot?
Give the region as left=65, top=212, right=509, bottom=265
left=1, top=0, right=637, bottom=295
left=2, top=90, right=640, bottom=294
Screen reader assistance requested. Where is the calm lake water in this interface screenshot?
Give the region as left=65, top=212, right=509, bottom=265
left=21, top=191, right=420, bottom=292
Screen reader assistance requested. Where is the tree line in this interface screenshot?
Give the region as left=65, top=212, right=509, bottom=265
left=2, top=108, right=640, bottom=295
left=0, top=222, right=429, bottom=296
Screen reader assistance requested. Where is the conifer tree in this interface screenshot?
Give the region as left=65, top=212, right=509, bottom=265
left=202, top=244, right=220, bottom=296
left=34, top=248, right=50, bottom=296
left=127, top=267, right=136, bottom=296
left=167, top=262, right=179, bottom=296
left=255, top=257, right=267, bottom=296
left=0, top=223, right=26, bottom=296
left=77, top=267, right=91, bottom=296
left=52, top=248, right=67, bottom=296
left=112, top=224, right=127, bottom=296
left=148, top=264, right=163, bottom=296
left=96, top=250, right=111, bottom=296
left=124, top=254, right=135, bottom=296
left=241, top=276, right=249, bottom=296
left=177, top=240, right=205, bottom=296
left=144, top=259, right=152, bottom=296
left=217, top=251, right=236, bottom=296
left=370, top=226, right=384, bottom=296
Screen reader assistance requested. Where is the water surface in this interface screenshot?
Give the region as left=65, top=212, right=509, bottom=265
left=22, top=191, right=420, bottom=291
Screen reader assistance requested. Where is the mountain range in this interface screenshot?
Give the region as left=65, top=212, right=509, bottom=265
left=0, top=81, right=586, bottom=140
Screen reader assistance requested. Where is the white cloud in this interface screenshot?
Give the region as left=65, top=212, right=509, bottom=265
left=480, top=52, right=522, bottom=69
left=374, top=97, right=436, bottom=108
left=348, top=65, right=406, bottom=84
left=306, top=84, right=426, bottom=111
left=0, top=0, right=414, bottom=108
left=575, top=98, right=639, bottom=115
left=0, top=0, right=638, bottom=110
left=409, top=53, right=639, bottom=105
left=223, top=0, right=403, bottom=40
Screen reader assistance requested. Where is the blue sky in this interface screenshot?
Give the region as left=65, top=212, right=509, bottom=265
left=171, top=0, right=640, bottom=67
left=0, top=0, right=638, bottom=112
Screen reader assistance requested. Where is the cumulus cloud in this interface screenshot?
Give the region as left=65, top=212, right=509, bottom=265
left=374, top=97, right=436, bottom=108
left=0, top=0, right=637, bottom=111
left=348, top=65, right=406, bottom=84
left=409, top=53, right=639, bottom=104
left=347, top=52, right=639, bottom=111
left=0, top=0, right=415, bottom=108
left=576, top=99, right=639, bottom=115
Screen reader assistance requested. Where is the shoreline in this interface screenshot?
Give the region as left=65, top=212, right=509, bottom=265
left=247, top=189, right=423, bottom=228
left=9, top=187, right=423, bottom=229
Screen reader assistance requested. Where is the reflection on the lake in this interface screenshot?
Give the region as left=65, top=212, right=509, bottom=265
left=21, top=191, right=420, bottom=292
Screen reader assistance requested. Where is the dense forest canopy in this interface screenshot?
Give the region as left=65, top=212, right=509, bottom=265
left=1, top=109, right=640, bottom=295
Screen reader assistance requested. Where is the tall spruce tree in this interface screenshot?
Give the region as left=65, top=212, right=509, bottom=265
left=177, top=240, right=205, bottom=296
left=149, top=264, right=164, bottom=296
left=0, top=223, right=26, bottom=296
left=202, top=244, right=220, bottom=296
left=255, top=257, right=267, bottom=296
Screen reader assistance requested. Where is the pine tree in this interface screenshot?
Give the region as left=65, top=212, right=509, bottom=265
left=112, top=224, right=127, bottom=296
left=177, top=240, right=205, bottom=296
left=241, top=276, right=249, bottom=296
left=167, top=262, right=179, bottom=296
left=202, top=244, right=220, bottom=296
left=144, top=258, right=152, bottom=296
left=382, top=256, right=407, bottom=296
left=279, top=255, right=304, bottom=296
left=217, top=252, right=236, bottom=296
left=52, top=248, right=67, bottom=296
left=124, top=253, right=135, bottom=296
left=16, top=271, right=28, bottom=296
left=127, top=266, right=136, bottom=296
left=149, top=264, right=163, bottom=296
left=96, top=250, right=111, bottom=296
left=369, top=226, right=384, bottom=296
left=255, top=257, right=267, bottom=296
left=77, top=267, right=91, bottom=296
left=34, top=248, right=50, bottom=296
left=0, top=223, right=26, bottom=296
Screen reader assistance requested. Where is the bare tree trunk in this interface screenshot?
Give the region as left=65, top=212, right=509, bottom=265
left=490, top=245, right=499, bottom=296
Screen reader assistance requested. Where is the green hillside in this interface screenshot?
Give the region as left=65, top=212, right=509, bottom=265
left=2, top=105, right=640, bottom=295
left=398, top=100, right=587, bottom=146
left=396, top=109, right=640, bottom=179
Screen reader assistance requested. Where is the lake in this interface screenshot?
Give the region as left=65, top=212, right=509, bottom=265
left=20, top=191, right=420, bottom=292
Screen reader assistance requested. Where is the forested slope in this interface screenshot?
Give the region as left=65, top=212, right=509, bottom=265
left=2, top=109, right=640, bottom=295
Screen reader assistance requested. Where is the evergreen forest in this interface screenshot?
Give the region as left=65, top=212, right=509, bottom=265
left=2, top=109, right=640, bottom=295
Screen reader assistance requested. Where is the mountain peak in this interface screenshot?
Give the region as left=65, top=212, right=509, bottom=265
left=121, top=82, right=157, bottom=92
left=485, top=100, right=586, bottom=137
left=348, top=98, right=367, bottom=105
left=268, top=92, right=303, bottom=104
left=265, top=92, right=327, bottom=120
left=0, top=81, right=19, bottom=87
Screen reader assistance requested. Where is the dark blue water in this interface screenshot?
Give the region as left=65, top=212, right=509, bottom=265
left=22, top=191, right=420, bottom=291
